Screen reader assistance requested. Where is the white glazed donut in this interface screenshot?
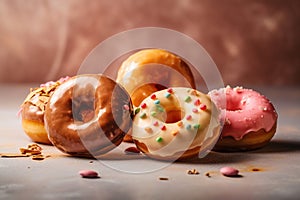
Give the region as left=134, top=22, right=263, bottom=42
left=132, top=87, right=221, bottom=161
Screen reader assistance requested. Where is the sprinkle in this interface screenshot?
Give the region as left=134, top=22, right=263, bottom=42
left=167, top=88, right=173, bottom=93
left=185, top=96, right=191, bottom=102
left=186, top=124, right=192, bottom=130
left=135, top=107, right=140, bottom=115
left=177, top=121, right=183, bottom=127
left=153, top=121, right=159, bottom=126
left=123, top=105, right=130, bottom=111
left=194, top=99, right=201, bottom=106
left=156, top=137, right=163, bottom=143
left=200, top=104, right=207, bottom=110
left=190, top=90, right=197, bottom=96
left=139, top=113, right=147, bottom=119
left=193, top=124, right=200, bottom=129
left=186, top=115, right=192, bottom=120
left=141, top=103, right=147, bottom=109
left=145, top=127, right=153, bottom=133
left=154, top=100, right=160, bottom=104
left=151, top=111, right=157, bottom=116
left=151, top=94, right=156, bottom=100
left=161, top=125, right=167, bottom=131
left=192, top=108, right=198, bottom=113
left=171, top=130, right=179, bottom=136
left=156, top=105, right=164, bottom=112
left=164, top=92, right=171, bottom=98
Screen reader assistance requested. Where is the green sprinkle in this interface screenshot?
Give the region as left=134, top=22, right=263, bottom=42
left=151, top=111, right=157, bottom=116
left=135, top=107, right=140, bottom=115
left=156, top=137, right=163, bottom=143
left=139, top=112, right=147, bottom=119
left=154, top=100, right=160, bottom=104
left=185, top=96, right=191, bottom=102
left=156, top=105, right=164, bottom=112
left=186, top=124, right=192, bottom=130
left=164, top=92, right=171, bottom=98
left=193, top=124, right=201, bottom=129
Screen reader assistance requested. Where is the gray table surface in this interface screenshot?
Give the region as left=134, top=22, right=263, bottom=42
left=1, top=84, right=300, bottom=200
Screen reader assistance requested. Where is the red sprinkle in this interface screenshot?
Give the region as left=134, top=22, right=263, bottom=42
left=167, top=88, right=173, bottom=93
left=124, top=147, right=141, bottom=154
left=123, top=105, right=129, bottom=111
left=192, top=108, right=198, bottom=113
left=194, top=99, right=201, bottom=106
left=151, top=94, right=156, bottom=100
left=141, top=103, right=147, bottom=109
left=186, top=115, right=192, bottom=120
left=200, top=104, right=207, bottom=110
left=153, top=121, right=159, bottom=126
left=161, top=125, right=167, bottom=131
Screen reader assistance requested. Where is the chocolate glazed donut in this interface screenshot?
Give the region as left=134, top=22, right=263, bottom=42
left=44, top=74, right=133, bottom=158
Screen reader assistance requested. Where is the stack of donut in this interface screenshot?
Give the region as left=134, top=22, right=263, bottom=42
left=20, top=49, right=278, bottom=160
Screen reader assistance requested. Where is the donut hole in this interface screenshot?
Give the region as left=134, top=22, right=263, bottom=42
left=72, top=99, right=95, bottom=123
left=151, top=105, right=185, bottom=124
left=166, top=109, right=185, bottom=123
left=226, top=98, right=243, bottom=111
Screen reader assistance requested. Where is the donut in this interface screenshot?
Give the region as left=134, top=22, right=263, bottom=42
left=116, top=49, right=196, bottom=142
left=20, top=77, right=69, bottom=145
left=209, top=86, right=278, bottom=151
left=131, top=87, right=221, bottom=161
left=44, top=74, right=133, bottom=158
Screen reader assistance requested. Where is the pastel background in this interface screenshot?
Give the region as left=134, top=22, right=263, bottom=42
left=0, top=0, right=299, bottom=86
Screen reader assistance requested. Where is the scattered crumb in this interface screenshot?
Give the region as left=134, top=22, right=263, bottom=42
left=89, top=161, right=94, bottom=164
left=0, top=143, right=49, bottom=161
left=159, top=177, right=169, bottom=181
left=1, top=153, right=29, bottom=158
left=124, top=147, right=140, bottom=154
left=187, top=169, right=199, bottom=175
left=205, top=172, right=211, bottom=178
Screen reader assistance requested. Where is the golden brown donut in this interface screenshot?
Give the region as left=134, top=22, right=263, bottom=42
left=20, top=77, right=69, bottom=145
left=44, top=74, right=133, bottom=158
left=116, top=49, right=196, bottom=142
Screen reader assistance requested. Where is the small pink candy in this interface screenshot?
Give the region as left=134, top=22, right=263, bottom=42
left=79, top=170, right=99, bottom=178
left=220, top=167, right=239, bottom=177
left=186, top=115, right=192, bottom=120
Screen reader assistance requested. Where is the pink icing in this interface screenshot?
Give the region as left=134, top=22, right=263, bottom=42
left=209, top=86, right=278, bottom=140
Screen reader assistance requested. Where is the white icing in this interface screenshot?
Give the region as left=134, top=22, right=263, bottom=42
left=132, top=87, right=221, bottom=158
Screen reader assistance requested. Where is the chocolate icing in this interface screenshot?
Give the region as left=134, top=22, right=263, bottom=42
left=44, top=74, right=133, bottom=157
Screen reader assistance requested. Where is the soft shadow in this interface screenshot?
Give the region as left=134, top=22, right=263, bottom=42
left=251, top=140, right=300, bottom=154
left=177, top=151, right=255, bottom=164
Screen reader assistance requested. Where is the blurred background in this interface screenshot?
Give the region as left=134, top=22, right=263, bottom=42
left=0, top=0, right=299, bottom=86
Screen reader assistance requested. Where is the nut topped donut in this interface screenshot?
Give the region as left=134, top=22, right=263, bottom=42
left=44, top=74, right=133, bottom=157
left=132, top=87, right=221, bottom=161
left=20, top=77, right=69, bottom=144
left=209, top=86, right=278, bottom=151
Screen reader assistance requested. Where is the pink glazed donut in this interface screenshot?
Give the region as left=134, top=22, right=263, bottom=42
left=209, top=86, right=278, bottom=151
